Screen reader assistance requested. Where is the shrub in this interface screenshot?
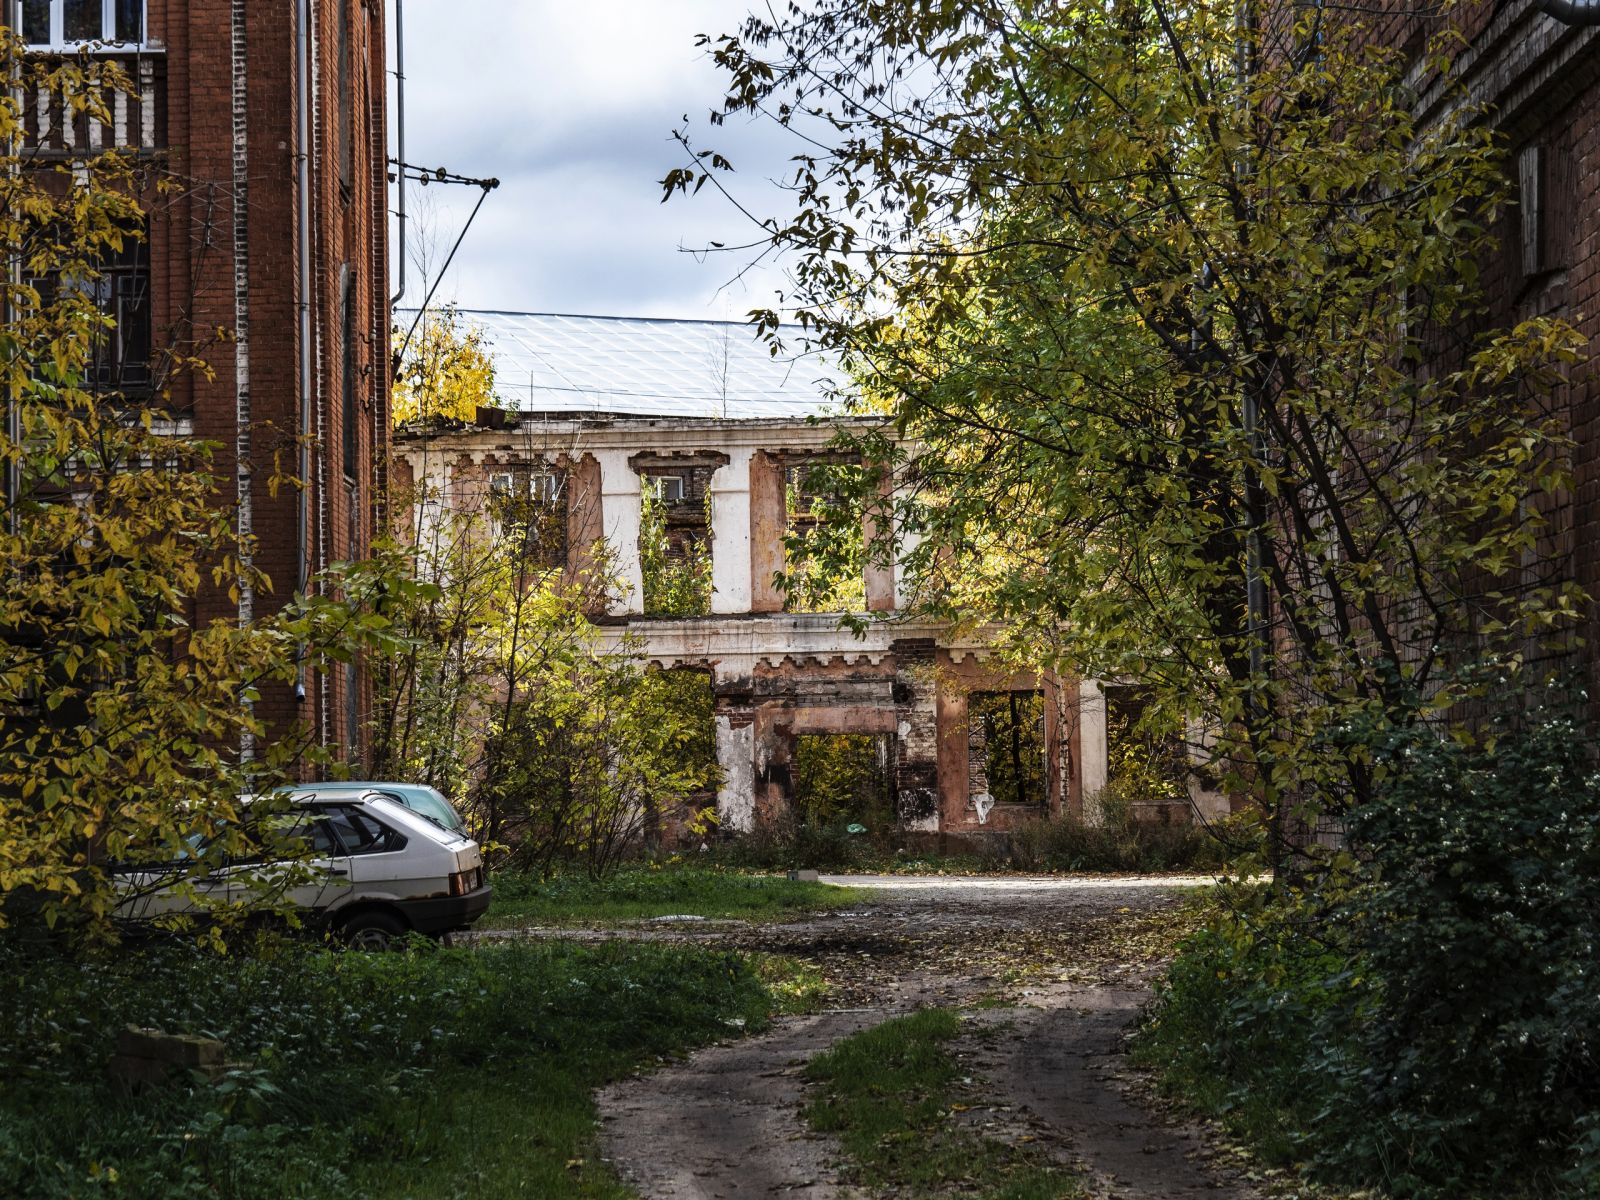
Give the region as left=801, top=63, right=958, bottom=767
left=1140, top=709, right=1600, bottom=1199
left=1006, top=801, right=1254, bottom=873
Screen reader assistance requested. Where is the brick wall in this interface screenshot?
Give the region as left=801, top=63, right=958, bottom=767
left=149, top=0, right=390, bottom=767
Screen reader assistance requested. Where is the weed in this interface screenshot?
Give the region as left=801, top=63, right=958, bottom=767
left=803, top=1009, right=1083, bottom=1198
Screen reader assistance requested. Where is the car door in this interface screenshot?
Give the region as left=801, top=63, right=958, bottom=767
left=225, top=808, right=351, bottom=917
left=317, top=804, right=405, bottom=910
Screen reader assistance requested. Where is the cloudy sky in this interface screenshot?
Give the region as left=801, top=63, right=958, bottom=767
left=392, top=2, right=793, bottom=321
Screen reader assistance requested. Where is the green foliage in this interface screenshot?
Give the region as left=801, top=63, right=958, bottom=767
left=481, top=649, right=719, bottom=878
left=0, top=936, right=776, bottom=1199
left=804, top=1008, right=1083, bottom=1198
left=674, top=1, right=1588, bottom=849
left=1340, top=709, right=1600, bottom=1195
left=368, top=477, right=718, bottom=874
left=1139, top=706, right=1600, bottom=1198
left=793, top=733, right=893, bottom=827
left=480, top=863, right=866, bottom=927
left=639, top=477, right=713, bottom=616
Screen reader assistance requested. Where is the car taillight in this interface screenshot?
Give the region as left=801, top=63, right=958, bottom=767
left=449, top=868, right=478, bottom=896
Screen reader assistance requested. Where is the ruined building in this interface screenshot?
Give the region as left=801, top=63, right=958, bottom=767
left=392, top=311, right=1203, bottom=843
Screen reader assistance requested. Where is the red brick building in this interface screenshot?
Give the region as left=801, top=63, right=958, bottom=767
left=1401, top=2, right=1599, bottom=706
left=15, top=0, right=392, bottom=761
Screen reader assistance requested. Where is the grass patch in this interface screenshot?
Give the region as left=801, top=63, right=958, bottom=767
left=481, top=863, right=866, bottom=927
left=803, top=1009, right=1083, bottom=1199
left=0, top=935, right=791, bottom=1199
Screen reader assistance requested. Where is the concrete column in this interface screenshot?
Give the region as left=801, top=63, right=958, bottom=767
left=714, top=711, right=756, bottom=833
left=710, top=448, right=753, bottom=614
left=595, top=449, right=642, bottom=615
left=749, top=450, right=787, bottom=613
left=563, top=453, right=605, bottom=604
left=892, top=486, right=923, bottom=610
left=1078, top=679, right=1109, bottom=821
left=863, top=469, right=896, bottom=612
left=892, top=638, right=941, bottom=830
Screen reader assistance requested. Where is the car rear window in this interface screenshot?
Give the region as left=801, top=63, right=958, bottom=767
left=381, top=790, right=465, bottom=835
left=323, top=806, right=407, bottom=856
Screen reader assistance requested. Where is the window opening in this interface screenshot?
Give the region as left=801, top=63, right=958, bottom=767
left=640, top=470, right=712, bottom=616
left=782, top=459, right=866, bottom=613
left=29, top=232, right=151, bottom=391
left=490, top=466, right=568, bottom=569
left=340, top=265, right=357, bottom=480
left=968, top=691, right=1046, bottom=809
left=794, top=733, right=895, bottom=832
left=337, top=0, right=353, bottom=191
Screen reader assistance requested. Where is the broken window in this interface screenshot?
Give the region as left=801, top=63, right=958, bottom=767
left=782, top=459, right=866, bottom=613
left=968, top=691, right=1046, bottom=809
left=640, top=469, right=713, bottom=616
left=794, top=733, right=895, bottom=831
left=1104, top=685, right=1188, bottom=806
left=489, top=467, right=567, bottom=570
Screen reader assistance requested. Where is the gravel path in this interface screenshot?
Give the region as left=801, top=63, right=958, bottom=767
left=578, top=875, right=1254, bottom=1199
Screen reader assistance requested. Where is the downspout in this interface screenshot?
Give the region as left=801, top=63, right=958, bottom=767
left=1538, top=0, right=1600, bottom=24
left=4, top=4, right=18, bottom=537
left=390, top=0, right=405, bottom=307
left=295, top=0, right=313, bottom=704
left=231, top=0, right=254, bottom=760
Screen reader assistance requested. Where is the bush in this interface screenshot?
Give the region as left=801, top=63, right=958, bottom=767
left=1339, top=714, right=1600, bottom=1196
left=1007, top=800, right=1255, bottom=873
left=1138, top=710, right=1600, bottom=1199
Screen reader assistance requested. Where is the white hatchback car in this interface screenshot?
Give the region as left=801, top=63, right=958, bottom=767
left=116, top=789, right=491, bottom=948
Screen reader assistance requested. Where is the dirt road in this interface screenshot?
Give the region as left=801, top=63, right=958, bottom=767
left=582, top=874, right=1257, bottom=1200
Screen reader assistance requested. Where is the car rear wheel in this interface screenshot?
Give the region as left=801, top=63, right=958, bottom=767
left=338, top=909, right=407, bottom=951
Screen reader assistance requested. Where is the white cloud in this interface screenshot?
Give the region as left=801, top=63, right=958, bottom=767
left=391, top=0, right=795, bottom=319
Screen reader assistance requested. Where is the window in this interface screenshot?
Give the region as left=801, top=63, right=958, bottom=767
left=323, top=806, right=406, bottom=856
left=29, top=234, right=152, bottom=391
left=531, top=473, right=560, bottom=504
left=336, top=0, right=353, bottom=190
left=89, top=237, right=150, bottom=389
left=340, top=265, right=357, bottom=479
left=647, top=474, right=685, bottom=504
left=16, top=0, right=144, bottom=46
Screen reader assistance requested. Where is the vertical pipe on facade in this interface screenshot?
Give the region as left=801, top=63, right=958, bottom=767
left=391, top=0, right=404, bottom=307
left=4, top=3, right=18, bottom=537
left=295, top=0, right=314, bottom=704
left=231, top=0, right=255, bottom=759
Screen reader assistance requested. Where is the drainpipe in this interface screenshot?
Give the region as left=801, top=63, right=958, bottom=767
left=390, top=0, right=405, bottom=308
left=231, top=0, right=255, bottom=758
left=1538, top=0, right=1600, bottom=24
left=295, top=0, right=314, bottom=704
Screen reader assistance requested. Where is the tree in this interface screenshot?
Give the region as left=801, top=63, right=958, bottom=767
left=369, top=459, right=718, bottom=873
left=0, top=32, right=385, bottom=939
left=669, top=1, right=1586, bottom=854
left=391, top=305, right=497, bottom=426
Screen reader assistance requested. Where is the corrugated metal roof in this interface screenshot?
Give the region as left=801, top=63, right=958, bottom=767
left=397, top=309, right=845, bottom=419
